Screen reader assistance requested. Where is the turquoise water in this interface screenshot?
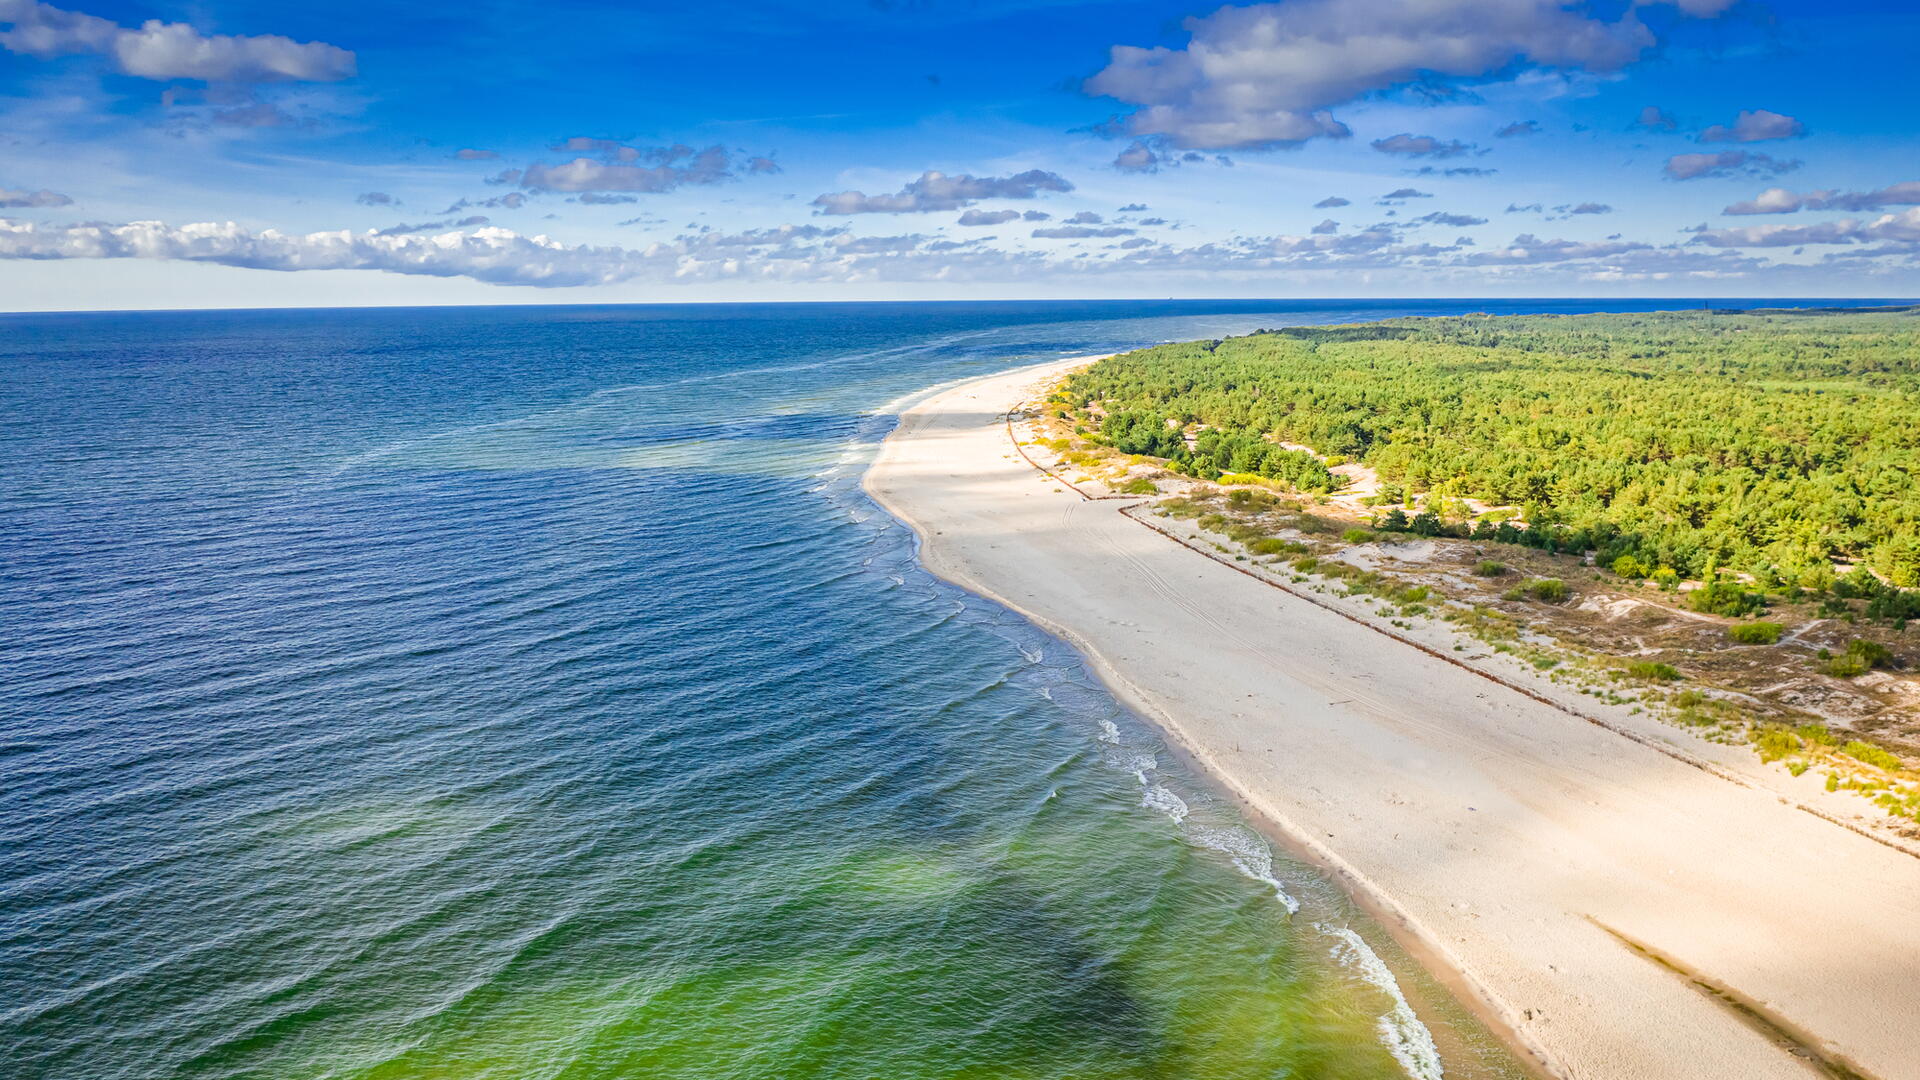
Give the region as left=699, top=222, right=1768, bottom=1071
left=3, top=299, right=1875, bottom=1079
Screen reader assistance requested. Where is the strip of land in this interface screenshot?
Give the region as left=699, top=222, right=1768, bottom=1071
left=866, top=357, right=1920, bottom=1080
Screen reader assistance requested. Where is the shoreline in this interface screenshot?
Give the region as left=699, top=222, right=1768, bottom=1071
left=865, top=357, right=1920, bottom=1080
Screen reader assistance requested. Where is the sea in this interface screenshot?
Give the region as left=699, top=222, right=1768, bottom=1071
left=1, top=298, right=1891, bottom=1080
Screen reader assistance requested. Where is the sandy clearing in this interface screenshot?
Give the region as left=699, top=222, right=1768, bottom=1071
left=865, top=357, right=1920, bottom=1080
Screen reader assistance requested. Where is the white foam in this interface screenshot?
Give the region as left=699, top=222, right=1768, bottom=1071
left=1323, top=925, right=1446, bottom=1080
left=1141, top=783, right=1190, bottom=823
left=1019, top=643, right=1044, bottom=664
left=1096, top=717, right=1119, bottom=743
left=1190, top=825, right=1300, bottom=914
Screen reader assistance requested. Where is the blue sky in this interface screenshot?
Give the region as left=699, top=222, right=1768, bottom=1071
left=1, top=0, right=1916, bottom=309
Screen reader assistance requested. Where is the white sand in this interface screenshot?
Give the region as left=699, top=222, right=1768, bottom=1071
left=866, top=358, right=1920, bottom=1080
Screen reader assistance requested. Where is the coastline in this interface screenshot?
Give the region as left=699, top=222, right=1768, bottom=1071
left=865, top=356, right=1920, bottom=1080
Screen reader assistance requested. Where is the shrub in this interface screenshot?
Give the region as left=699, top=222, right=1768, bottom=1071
left=1626, top=660, right=1681, bottom=682
left=1752, top=727, right=1801, bottom=762
left=1611, top=553, right=1652, bottom=579
left=1796, top=722, right=1837, bottom=746
left=1845, top=639, right=1894, bottom=669
left=1474, top=560, right=1506, bottom=577
left=1250, top=537, right=1306, bottom=556
left=1119, top=476, right=1159, bottom=495
left=1292, top=556, right=1319, bottom=572
left=1842, top=740, right=1902, bottom=771
left=1688, top=580, right=1765, bottom=617
left=1786, top=760, right=1810, bottom=777
left=1823, top=654, right=1869, bottom=678
left=1522, top=578, right=1569, bottom=603
left=1727, top=621, right=1785, bottom=645
left=1342, top=528, right=1374, bottom=544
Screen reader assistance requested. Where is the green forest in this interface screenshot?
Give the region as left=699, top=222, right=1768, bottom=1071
left=1063, top=307, right=1920, bottom=590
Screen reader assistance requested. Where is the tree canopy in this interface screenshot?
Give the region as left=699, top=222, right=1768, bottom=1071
left=1064, top=307, right=1920, bottom=586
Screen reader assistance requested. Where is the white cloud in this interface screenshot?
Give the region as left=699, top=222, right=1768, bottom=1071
left=1698, top=109, right=1805, bottom=143
left=1314, top=195, right=1350, bottom=208
left=0, top=186, right=71, bottom=207
left=513, top=145, right=737, bottom=193
left=1634, top=105, right=1677, bottom=131
left=0, top=0, right=355, bottom=82
left=957, top=209, right=1020, bottom=226
left=1496, top=120, right=1539, bottom=137
left=1723, top=181, right=1920, bottom=215
left=811, top=169, right=1072, bottom=214
left=1664, top=151, right=1799, bottom=180
left=1691, top=208, right=1920, bottom=248
left=1032, top=224, right=1135, bottom=238
left=1085, top=0, right=1733, bottom=150
left=1112, top=140, right=1160, bottom=173
left=1371, top=133, right=1475, bottom=158
left=456, top=148, right=498, bottom=161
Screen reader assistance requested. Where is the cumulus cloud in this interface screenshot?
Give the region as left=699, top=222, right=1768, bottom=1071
left=811, top=169, right=1072, bottom=214
left=1411, top=165, right=1498, bottom=177
left=1635, top=106, right=1678, bottom=131
left=1022, top=210, right=1051, bottom=221
left=0, top=186, right=71, bottom=208
left=2, top=208, right=1849, bottom=290
left=1032, top=224, right=1136, bottom=238
left=1113, top=140, right=1161, bottom=173
left=1065, top=211, right=1104, bottom=224
left=1378, top=188, right=1431, bottom=202
left=1084, top=0, right=1734, bottom=150
left=510, top=144, right=740, bottom=194
left=1412, top=211, right=1488, bottom=227
left=0, top=0, right=355, bottom=82
left=1496, top=120, right=1539, bottom=137
left=1371, top=133, right=1475, bottom=158
left=1722, top=182, right=1920, bottom=215
left=1559, top=202, right=1613, bottom=215
left=1664, top=151, right=1799, bottom=181
left=1314, top=196, right=1350, bottom=208
left=1698, top=109, right=1805, bottom=143
left=1458, top=233, right=1651, bottom=265
left=441, top=193, right=527, bottom=214
left=1310, top=219, right=1339, bottom=234
left=1117, top=203, right=1148, bottom=212
left=957, top=209, right=1020, bottom=226
left=1691, top=208, right=1920, bottom=248
left=355, top=191, right=397, bottom=206
left=1506, top=202, right=1544, bottom=213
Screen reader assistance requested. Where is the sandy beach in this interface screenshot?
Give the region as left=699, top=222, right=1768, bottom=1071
left=866, top=357, right=1920, bottom=1080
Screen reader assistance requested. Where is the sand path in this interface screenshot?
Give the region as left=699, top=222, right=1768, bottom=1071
left=865, top=358, right=1920, bottom=1080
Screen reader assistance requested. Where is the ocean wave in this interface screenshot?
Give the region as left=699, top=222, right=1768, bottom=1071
left=1323, top=925, right=1446, bottom=1080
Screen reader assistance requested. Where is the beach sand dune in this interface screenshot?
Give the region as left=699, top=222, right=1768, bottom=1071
left=867, top=358, right=1920, bottom=1080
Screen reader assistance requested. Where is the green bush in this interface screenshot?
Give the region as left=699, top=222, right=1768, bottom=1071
left=1845, top=639, right=1894, bottom=669
left=1474, top=560, right=1506, bottom=577
left=1342, top=528, right=1374, bottom=544
left=1611, top=553, right=1652, bottom=579
left=1842, top=740, right=1902, bottom=771
left=1796, top=722, right=1837, bottom=746
left=1823, top=654, right=1869, bottom=677
left=1688, top=580, right=1765, bottom=617
left=1751, top=727, right=1801, bottom=762
left=1727, top=621, right=1785, bottom=645
left=1626, top=660, right=1681, bottom=682
left=1521, top=578, right=1569, bottom=603
left=1118, top=476, right=1159, bottom=495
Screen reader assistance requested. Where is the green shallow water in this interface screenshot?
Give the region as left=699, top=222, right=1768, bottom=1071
left=0, top=301, right=1615, bottom=1080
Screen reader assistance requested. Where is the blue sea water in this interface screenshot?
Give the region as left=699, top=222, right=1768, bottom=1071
left=0, top=298, right=1891, bottom=1080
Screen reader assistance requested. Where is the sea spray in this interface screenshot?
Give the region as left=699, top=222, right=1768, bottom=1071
left=1141, top=783, right=1190, bottom=824
left=1324, top=925, right=1447, bottom=1080
left=1188, top=825, right=1301, bottom=914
